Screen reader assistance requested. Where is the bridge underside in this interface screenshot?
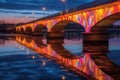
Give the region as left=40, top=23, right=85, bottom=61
left=82, top=13, right=120, bottom=53
left=83, top=33, right=109, bottom=53
left=25, top=27, right=32, bottom=35
left=91, top=12, right=120, bottom=33
left=19, top=28, right=25, bottom=34
left=34, top=24, right=47, bottom=36
left=48, top=20, right=85, bottom=39
left=51, top=20, right=74, bottom=32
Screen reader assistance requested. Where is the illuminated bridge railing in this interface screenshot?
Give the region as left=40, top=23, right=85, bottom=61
left=17, top=0, right=119, bottom=24
left=16, top=0, right=120, bottom=34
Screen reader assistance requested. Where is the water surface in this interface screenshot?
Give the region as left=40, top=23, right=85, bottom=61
left=0, top=37, right=86, bottom=80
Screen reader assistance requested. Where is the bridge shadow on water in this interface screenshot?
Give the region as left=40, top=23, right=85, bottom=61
left=14, top=34, right=120, bottom=80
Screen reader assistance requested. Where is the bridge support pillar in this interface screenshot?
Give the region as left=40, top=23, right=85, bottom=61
left=47, top=32, right=64, bottom=39
left=47, top=32, right=64, bottom=44
left=83, top=33, right=109, bottom=53
left=47, top=38, right=64, bottom=44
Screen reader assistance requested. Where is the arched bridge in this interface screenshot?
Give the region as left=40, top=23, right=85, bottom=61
left=16, top=0, right=120, bottom=35
left=14, top=0, right=120, bottom=52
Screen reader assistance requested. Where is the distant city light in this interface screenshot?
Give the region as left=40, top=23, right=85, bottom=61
left=42, top=7, right=46, bottom=11
left=32, top=56, right=36, bottom=59
left=62, top=75, right=65, bottom=80
left=62, top=0, right=65, bottom=2
left=42, top=62, right=46, bottom=66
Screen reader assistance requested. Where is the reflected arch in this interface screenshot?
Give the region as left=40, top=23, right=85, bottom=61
left=90, top=13, right=120, bottom=33
left=26, top=37, right=33, bottom=43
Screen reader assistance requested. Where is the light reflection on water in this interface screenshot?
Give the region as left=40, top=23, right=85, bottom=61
left=63, top=39, right=83, bottom=56
left=0, top=32, right=120, bottom=80
left=64, top=32, right=120, bottom=67
left=107, top=33, right=120, bottom=67
left=0, top=38, right=85, bottom=80
left=15, top=35, right=120, bottom=80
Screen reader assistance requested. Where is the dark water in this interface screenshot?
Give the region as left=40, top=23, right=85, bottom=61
left=0, top=31, right=120, bottom=80
left=0, top=37, right=86, bottom=80
left=107, top=32, right=120, bottom=67
left=63, top=31, right=83, bottom=56
left=64, top=31, right=120, bottom=67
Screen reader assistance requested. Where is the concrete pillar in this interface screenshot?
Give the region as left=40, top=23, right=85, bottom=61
left=47, top=39, right=64, bottom=44
left=47, top=32, right=64, bottom=39
left=47, top=32, right=64, bottom=44
left=83, top=33, right=109, bottom=53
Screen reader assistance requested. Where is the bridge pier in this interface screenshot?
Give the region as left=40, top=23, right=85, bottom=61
left=83, top=33, right=109, bottom=53
left=47, top=32, right=64, bottom=44
left=47, top=32, right=64, bottom=39
left=47, top=38, right=64, bottom=44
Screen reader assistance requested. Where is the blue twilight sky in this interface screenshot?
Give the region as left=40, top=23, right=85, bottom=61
left=0, top=0, right=119, bottom=25
left=0, top=0, right=95, bottom=23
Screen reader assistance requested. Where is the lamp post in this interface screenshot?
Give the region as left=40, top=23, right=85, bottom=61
left=41, top=7, right=46, bottom=17
left=26, top=16, right=29, bottom=22
left=32, top=12, right=35, bottom=17
left=61, top=0, right=68, bottom=13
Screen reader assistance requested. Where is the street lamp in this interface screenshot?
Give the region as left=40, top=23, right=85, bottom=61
left=62, top=0, right=65, bottom=2
left=42, top=7, right=46, bottom=11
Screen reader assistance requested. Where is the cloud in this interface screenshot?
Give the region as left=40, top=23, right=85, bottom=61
left=0, top=9, right=59, bottom=15
left=0, top=8, right=59, bottom=23
left=0, top=0, right=95, bottom=10
left=0, top=0, right=96, bottom=23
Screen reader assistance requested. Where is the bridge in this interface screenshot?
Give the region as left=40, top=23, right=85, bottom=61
left=13, top=0, right=120, bottom=52
left=15, top=0, right=120, bottom=34
left=5, top=1, right=120, bottom=79
left=7, top=1, right=120, bottom=79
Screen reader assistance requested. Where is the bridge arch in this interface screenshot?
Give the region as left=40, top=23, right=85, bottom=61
left=16, top=27, right=19, bottom=32
left=34, top=24, right=47, bottom=36
left=20, top=27, right=25, bottom=34
left=51, top=20, right=85, bottom=32
left=25, top=26, right=32, bottom=35
left=90, top=12, right=120, bottom=33
left=48, top=20, right=85, bottom=38
left=83, top=13, right=120, bottom=52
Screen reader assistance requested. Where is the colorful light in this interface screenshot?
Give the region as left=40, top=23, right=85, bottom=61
left=16, top=1, right=120, bottom=33
left=16, top=35, right=114, bottom=80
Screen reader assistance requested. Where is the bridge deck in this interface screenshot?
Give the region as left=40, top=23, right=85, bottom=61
left=20, top=0, right=119, bottom=25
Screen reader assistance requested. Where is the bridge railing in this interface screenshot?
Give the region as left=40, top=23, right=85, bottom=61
left=35, top=0, right=118, bottom=20
left=16, top=0, right=119, bottom=26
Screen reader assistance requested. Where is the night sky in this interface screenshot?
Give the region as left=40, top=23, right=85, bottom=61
left=0, top=0, right=95, bottom=23
left=0, top=0, right=119, bottom=24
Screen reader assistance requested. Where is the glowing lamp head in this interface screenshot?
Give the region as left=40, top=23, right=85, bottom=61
left=62, top=0, right=65, bottom=2
left=62, top=75, right=65, bottom=80
left=32, top=56, right=36, bottom=59
left=42, top=7, right=46, bottom=11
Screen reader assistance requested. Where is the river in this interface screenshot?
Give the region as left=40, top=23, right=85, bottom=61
left=0, top=32, right=120, bottom=80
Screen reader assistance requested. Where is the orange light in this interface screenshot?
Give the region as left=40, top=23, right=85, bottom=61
left=62, top=0, right=65, bottom=2
left=62, top=75, right=65, bottom=80
left=32, top=56, right=36, bottom=59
